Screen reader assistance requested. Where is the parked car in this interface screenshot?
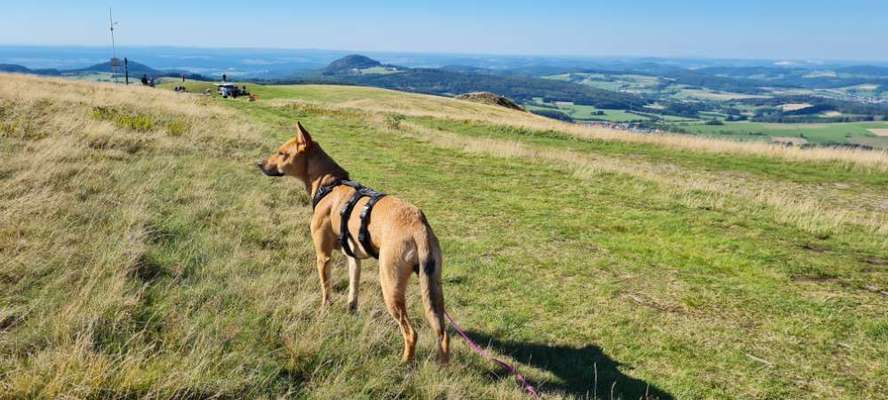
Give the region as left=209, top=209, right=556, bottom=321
left=217, top=83, right=249, bottom=98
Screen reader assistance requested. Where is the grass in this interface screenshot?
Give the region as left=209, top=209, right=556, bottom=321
left=2, top=74, right=887, bottom=399
left=91, top=105, right=190, bottom=135
left=674, top=121, right=888, bottom=149
left=404, top=117, right=888, bottom=188
left=525, top=103, right=651, bottom=122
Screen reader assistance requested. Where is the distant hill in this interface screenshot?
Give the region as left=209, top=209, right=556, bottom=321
left=315, top=55, right=651, bottom=110
left=323, top=55, right=386, bottom=75
left=0, top=64, right=62, bottom=76
left=836, top=65, right=888, bottom=77
left=0, top=59, right=209, bottom=81
left=0, top=64, right=32, bottom=74
left=70, top=59, right=161, bottom=76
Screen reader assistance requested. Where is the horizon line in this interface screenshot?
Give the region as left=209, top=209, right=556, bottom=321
left=2, top=43, right=888, bottom=65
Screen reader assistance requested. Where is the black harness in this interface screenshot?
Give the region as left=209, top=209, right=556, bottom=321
left=312, top=179, right=386, bottom=259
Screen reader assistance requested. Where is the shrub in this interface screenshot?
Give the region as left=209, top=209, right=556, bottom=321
left=384, top=113, right=405, bottom=130
left=91, top=106, right=156, bottom=132
left=166, top=119, right=188, bottom=136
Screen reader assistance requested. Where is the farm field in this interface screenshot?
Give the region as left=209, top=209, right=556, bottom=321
left=525, top=102, right=651, bottom=122
left=3, top=74, right=887, bottom=399
left=673, top=89, right=770, bottom=101
left=544, top=73, right=661, bottom=93
left=672, top=120, right=888, bottom=149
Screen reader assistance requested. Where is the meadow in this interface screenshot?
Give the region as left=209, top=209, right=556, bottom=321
left=673, top=120, right=888, bottom=149
left=2, top=74, right=887, bottom=399
left=525, top=103, right=650, bottom=122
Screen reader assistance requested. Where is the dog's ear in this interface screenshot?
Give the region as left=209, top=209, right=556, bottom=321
left=296, top=121, right=313, bottom=147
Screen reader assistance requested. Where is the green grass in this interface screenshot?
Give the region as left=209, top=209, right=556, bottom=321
left=407, top=116, right=888, bottom=188
left=158, top=80, right=415, bottom=104
left=234, top=100, right=888, bottom=399
left=673, top=120, right=888, bottom=149
left=526, top=103, right=651, bottom=122
left=2, top=76, right=887, bottom=399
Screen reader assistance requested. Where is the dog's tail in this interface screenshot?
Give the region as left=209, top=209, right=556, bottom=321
left=415, top=219, right=450, bottom=363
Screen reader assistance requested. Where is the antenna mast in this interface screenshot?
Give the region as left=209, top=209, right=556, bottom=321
left=109, top=8, right=117, bottom=59
left=109, top=8, right=119, bottom=79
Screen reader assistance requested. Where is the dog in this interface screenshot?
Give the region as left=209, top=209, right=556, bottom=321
left=257, top=122, right=449, bottom=363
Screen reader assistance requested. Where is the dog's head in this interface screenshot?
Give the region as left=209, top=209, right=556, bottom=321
left=257, top=121, right=314, bottom=178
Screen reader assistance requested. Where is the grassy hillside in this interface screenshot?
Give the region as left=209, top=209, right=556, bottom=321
left=2, top=74, right=887, bottom=399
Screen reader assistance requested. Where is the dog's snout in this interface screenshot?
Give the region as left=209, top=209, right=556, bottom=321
left=256, top=160, right=284, bottom=177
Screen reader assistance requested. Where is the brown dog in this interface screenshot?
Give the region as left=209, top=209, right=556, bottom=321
left=257, top=122, right=449, bottom=363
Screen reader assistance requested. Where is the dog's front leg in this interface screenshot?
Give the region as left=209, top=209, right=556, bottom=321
left=347, top=257, right=361, bottom=312
left=316, top=254, right=332, bottom=307
left=311, top=224, right=335, bottom=309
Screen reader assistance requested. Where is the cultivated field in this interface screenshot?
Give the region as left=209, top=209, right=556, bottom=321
left=2, top=74, right=887, bottom=399
left=525, top=103, right=650, bottom=122
left=673, top=89, right=770, bottom=101
left=674, top=120, right=888, bottom=149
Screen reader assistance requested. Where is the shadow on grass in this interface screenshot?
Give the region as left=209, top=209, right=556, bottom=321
left=466, top=331, right=673, bottom=400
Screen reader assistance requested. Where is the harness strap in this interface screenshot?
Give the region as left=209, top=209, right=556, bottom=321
left=339, top=187, right=365, bottom=258
left=334, top=180, right=386, bottom=259
left=358, top=192, right=386, bottom=259
left=312, top=178, right=344, bottom=209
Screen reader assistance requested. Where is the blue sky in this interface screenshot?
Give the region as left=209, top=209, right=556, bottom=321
left=3, top=0, right=887, bottom=60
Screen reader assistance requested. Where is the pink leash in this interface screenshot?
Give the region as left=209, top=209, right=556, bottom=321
left=444, top=311, right=541, bottom=399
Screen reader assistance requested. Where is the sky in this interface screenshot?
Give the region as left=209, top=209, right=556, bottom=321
left=3, top=0, right=887, bottom=61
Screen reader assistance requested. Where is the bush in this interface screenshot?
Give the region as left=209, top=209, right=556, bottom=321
left=166, top=120, right=188, bottom=136
left=92, top=106, right=189, bottom=136
left=384, top=113, right=405, bottom=130
left=91, top=106, right=156, bottom=132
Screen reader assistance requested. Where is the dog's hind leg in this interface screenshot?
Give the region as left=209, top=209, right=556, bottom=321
left=416, top=231, right=449, bottom=364
left=346, top=256, right=361, bottom=312
left=379, top=250, right=417, bottom=363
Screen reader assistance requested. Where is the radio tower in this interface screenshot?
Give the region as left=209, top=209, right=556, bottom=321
left=109, top=8, right=120, bottom=80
